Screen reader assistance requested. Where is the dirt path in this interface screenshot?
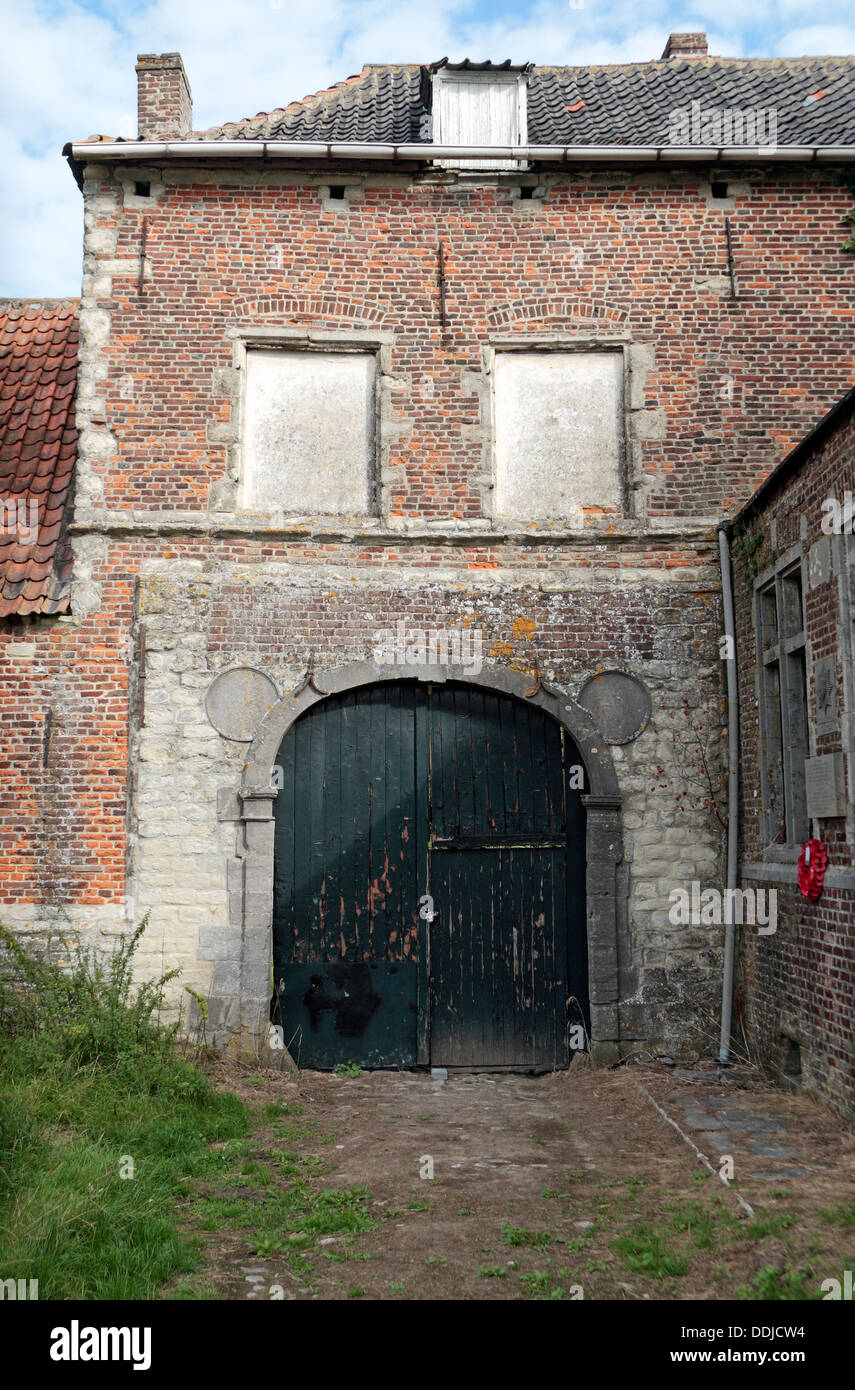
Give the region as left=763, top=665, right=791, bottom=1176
left=173, top=1061, right=854, bottom=1301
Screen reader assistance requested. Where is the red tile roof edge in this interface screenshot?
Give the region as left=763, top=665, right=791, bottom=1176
left=0, top=299, right=79, bottom=619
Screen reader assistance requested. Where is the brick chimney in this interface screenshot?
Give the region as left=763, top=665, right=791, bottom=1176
left=660, top=33, right=708, bottom=61
left=136, top=53, right=192, bottom=140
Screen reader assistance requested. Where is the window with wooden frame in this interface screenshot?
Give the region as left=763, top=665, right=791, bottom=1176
left=756, top=557, right=809, bottom=846
left=432, top=67, right=528, bottom=170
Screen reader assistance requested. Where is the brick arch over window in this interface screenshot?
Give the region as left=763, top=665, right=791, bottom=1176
left=485, top=299, right=630, bottom=331
left=227, top=295, right=388, bottom=327
left=230, top=660, right=625, bottom=1066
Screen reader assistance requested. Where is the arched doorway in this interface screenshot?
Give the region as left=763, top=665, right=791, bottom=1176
left=271, top=680, right=587, bottom=1070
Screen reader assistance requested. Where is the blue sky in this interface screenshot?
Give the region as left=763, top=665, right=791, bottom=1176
left=2, top=0, right=854, bottom=297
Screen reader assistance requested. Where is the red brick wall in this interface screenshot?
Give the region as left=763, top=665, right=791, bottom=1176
left=732, top=406, right=855, bottom=1116
left=0, top=585, right=133, bottom=905
left=91, top=166, right=855, bottom=517
left=136, top=54, right=192, bottom=141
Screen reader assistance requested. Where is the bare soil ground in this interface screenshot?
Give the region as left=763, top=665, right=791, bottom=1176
left=168, top=1060, right=855, bottom=1302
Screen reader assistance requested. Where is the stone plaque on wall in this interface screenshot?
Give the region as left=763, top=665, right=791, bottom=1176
left=205, top=667, right=279, bottom=742
left=577, top=670, right=652, bottom=745
left=804, top=752, right=847, bottom=819
left=814, top=656, right=838, bottom=736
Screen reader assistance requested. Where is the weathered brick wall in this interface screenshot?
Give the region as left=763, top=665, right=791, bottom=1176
left=136, top=53, right=192, bottom=142
left=3, top=156, right=854, bottom=1059
left=0, top=605, right=130, bottom=905
left=732, top=407, right=855, bottom=1117
left=72, top=162, right=855, bottom=522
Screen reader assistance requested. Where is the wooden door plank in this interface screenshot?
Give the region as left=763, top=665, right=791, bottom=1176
left=338, top=696, right=359, bottom=963
left=415, top=684, right=430, bottom=1065
left=324, top=694, right=344, bottom=960
left=454, top=683, right=476, bottom=837
left=273, top=684, right=421, bottom=1068
left=426, top=687, right=584, bottom=1069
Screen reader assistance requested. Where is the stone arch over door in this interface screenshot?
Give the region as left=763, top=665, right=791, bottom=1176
left=234, top=660, right=624, bottom=1064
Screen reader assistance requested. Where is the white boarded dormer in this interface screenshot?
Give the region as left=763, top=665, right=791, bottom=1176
left=431, top=60, right=529, bottom=170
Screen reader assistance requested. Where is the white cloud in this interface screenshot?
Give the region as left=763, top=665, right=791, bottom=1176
left=776, top=25, right=855, bottom=57
left=1, top=0, right=853, bottom=296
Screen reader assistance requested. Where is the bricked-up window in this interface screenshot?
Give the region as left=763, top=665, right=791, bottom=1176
left=242, top=348, right=376, bottom=515
left=493, top=350, right=625, bottom=522
left=757, top=561, right=809, bottom=845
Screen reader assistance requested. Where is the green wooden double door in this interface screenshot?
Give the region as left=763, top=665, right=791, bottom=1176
left=272, top=681, right=587, bottom=1070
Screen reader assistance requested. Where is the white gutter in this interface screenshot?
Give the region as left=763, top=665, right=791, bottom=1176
left=718, top=525, right=740, bottom=1066
left=69, top=140, right=855, bottom=163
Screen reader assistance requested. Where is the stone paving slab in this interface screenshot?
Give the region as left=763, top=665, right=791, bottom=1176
left=648, top=1065, right=832, bottom=1184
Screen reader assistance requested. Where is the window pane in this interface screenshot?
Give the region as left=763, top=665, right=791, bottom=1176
left=243, top=349, right=375, bottom=515
left=494, top=351, right=623, bottom=522
left=781, top=569, right=804, bottom=638
left=759, top=585, right=778, bottom=651
left=762, top=658, right=786, bottom=843
left=785, top=648, right=809, bottom=842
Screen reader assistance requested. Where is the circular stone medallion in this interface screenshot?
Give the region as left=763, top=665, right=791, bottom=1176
left=576, top=669, right=652, bottom=745
left=205, top=667, right=279, bottom=742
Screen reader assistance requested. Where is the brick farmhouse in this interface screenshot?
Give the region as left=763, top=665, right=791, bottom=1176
left=1, top=33, right=853, bottom=1111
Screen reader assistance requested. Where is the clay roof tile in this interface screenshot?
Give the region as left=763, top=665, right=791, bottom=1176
left=0, top=299, right=78, bottom=616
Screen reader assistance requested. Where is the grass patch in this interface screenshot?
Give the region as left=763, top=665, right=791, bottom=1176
left=669, top=1200, right=719, bottom=1250
left=563, top=1227, right=598, bottom=1252
left=194, top=1180, right=375, bottom=1248
left=502, top=1223, right=554, bottom=1252
left=0, top=920, right=248, bottom=1300
left=820, top=1202, right=855, bottom=1228
left=745, top=1211, right=797, bottom=1240
left=736, top=1267, right=820, bottom=1301
left=520, top=1269, right=565, bottom=1300
left=613, top=1224, right=688, bottom=1278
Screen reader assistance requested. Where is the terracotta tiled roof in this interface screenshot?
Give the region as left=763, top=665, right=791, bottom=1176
left=190, top=55, right=855, bottom=147
left=0, top=300, right=78, bottom=618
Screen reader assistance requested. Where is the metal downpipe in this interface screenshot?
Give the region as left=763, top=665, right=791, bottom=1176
left=718, top=525, right=740, bottom=1064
